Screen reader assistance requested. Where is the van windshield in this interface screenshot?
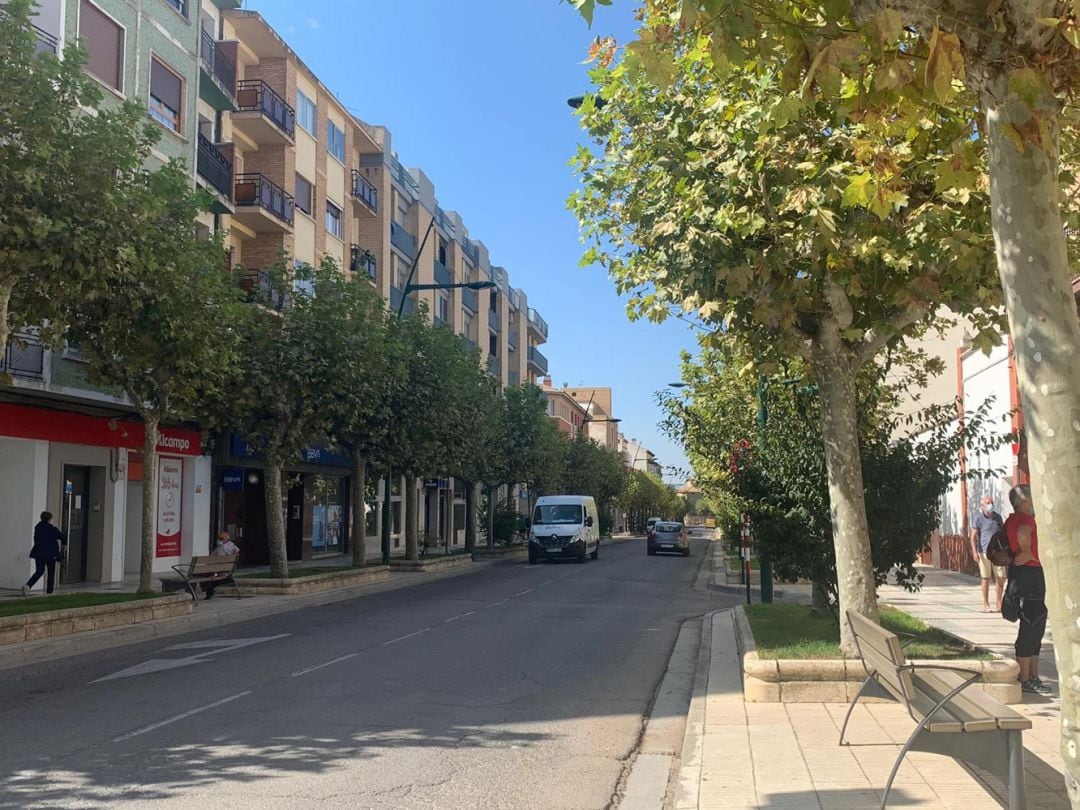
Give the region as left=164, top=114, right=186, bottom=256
left=533, top=504, right=583, bottom=525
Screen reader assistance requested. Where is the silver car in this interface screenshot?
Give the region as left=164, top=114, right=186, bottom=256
left=647, top=521, right=689, bottom=557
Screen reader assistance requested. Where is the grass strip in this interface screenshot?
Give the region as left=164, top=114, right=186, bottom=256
left=744, top=602, right=990, bottom=660
left=0, top=592, right=164, bottom=618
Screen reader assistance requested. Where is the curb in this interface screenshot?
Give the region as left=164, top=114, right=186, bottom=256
left=0, top=558, right=494, bottom=672
left=673, top=609, right=724, bottom=810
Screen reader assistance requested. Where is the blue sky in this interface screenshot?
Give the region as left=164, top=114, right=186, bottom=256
left=248, top=0, right=698, bottom=480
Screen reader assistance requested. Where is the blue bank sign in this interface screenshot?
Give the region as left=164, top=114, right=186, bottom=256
left=229, top=435, right=351, bottom=468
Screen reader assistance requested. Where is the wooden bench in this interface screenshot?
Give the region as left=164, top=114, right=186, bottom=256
left=841, top=610, right=1031, bottom=809
left=165, top=555, right=241, bottom=604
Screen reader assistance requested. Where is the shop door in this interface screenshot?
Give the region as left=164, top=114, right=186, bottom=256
left=61, top=465, right=91, bottom=584
left=286, top=483, right=304, bottom=561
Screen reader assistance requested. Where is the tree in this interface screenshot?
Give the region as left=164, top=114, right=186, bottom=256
left=0, top=0, right=157, bottom=365
left=561, top=435, right=630, bottom=528
left=566, top=6, right=1001, bottom=654
left=312, top=266, right=403, bottom=567
left=229, top=259, right=336, bottom=578
left=74, top=163, right=247, bottom=592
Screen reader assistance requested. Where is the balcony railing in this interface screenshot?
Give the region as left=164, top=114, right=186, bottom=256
left=487, top=355, right=499, bottom=377
left=527, top=307, right=549, bottom=339
left=508, top=288, right=521, bottom=311
left=488, top=309, right=500, bottom=332
left=434, top=259, right=452, bottom=286
left=239, top=269, right=289, bottom=311
left=507, top=329, right=519, bottom=349
left=32, top=23, right=57, bottom=55
left=197, top=134, right=232, bottom=199
left=390, top=286, right=416, bottom=316
left=508, top=371, right=519, bottom=386
left=235, top=79, right=295, bottom=138
left=461, top=337, right=477, bottom=354
left=434, top=205, right=454, bottom=235
left=527, top=346, right=549, bottom=374
left=459, top=237, right=479, bottom=265
left=199, top=29, right=236, bottom=97
left=350, top=170, right=378, bottom=212
left=390, top=156, right=420, bottom=194
left=350, top=245, right=376, bottom=281
left=1, top=331, right=44, bottom=380
left=461, top=287, right=478, bottom=313
left=390, top=221, right=416, bottom=259
left=234, top=173, right=294, bottom=226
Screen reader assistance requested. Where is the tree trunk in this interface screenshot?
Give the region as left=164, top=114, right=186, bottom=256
left=138, top=414, right=159, bottom=593
left=463, top=480, right=476, bottom=553
left=0, top=278, right=14, bottom=371
left=486, top=484, right=496, bottom=549
left=351, top=452, right=367, bottom=567
left=813, top=329, right=879, bottom=657
left=404, top=475, right=418, bottom=561
left=264, top=456, right=288, bottom=578
left=984, top=85, right=1080, bottom=801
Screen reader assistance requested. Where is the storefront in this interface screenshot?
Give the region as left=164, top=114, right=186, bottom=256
left=0, top=402, right=208, bottom=589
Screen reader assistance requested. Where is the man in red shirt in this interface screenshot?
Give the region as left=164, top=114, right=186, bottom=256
left=1003, top=484, right=1050, bottom=695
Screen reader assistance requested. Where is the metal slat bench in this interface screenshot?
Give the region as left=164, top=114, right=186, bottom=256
left=164, top=555, right=241, bottom=604
left=840, top=610, right=1031, bottom=809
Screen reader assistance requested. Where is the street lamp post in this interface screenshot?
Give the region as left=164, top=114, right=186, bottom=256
left=380, top=213, right=497, bottom=565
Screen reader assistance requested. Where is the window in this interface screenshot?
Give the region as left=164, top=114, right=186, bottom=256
left=394, top=190, right=409, bottom=225
left=437, top=295, right=449, bottom=322
left=394, top=255, right=409, bottom=289
left=293, top=258, right=315, bottom=297
left=295, top=174, right=314, bottom=216
left=149, top=57, right=183, bottom=133
left=296, top=90, right=316, bottom=135
left=325, top=201, right=343, bottom=240
left=79, top=1, right=124, bottom=92
left=327, top=121, right=345, bottom=162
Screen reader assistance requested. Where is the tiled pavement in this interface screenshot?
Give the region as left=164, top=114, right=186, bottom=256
left=675, top=603, right=1070, bottom=809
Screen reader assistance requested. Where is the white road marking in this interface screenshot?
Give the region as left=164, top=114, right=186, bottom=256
left=487, top=599, right=509, bottom=607
left=92, top=635, right=291, bottom=684
left=514, top=589, right=533, bottom=597
left=112, top=691, right=252, bottom=742
left=461, top=611, right=475, bottom=618
left=291, top=653, right=358, bottom=677
left=381, top=628, right=430, bottom=646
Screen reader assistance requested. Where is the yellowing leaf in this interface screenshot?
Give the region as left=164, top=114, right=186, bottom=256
left=924, top=28, right=964, bottom=102
left=841, top=172, right=874, bottom=208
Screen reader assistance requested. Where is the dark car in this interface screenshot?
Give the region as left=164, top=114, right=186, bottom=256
left=647, top=521, right=689, bottom=557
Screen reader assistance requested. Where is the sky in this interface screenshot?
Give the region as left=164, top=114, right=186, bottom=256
left=247, top=0, right=699, bottom=481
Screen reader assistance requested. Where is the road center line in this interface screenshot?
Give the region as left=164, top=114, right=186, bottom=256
left=487, top=598, right=509, bottom=608
left=381, top=627, right=430, bottom=646
left=112, top=691, right=252, bottom=743
left=291, top=653, right=358, bottom=677
left=514, top=589, right=533, bottom=597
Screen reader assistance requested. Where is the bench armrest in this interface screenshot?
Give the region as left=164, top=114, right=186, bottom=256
left=170, top=564, right=191, bottom=579
left=903, top=663, right=982, bottom=680
left=895, top=631, right=918, bottom=650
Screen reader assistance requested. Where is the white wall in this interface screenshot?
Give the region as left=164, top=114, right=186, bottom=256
left=962, top=344, right=1015, bottom=518
left=0, top=438, right=49, bottom=589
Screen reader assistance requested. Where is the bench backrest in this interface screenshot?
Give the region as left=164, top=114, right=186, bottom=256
left=847, top=610, right=913, bottom=703
left=186, top=555, right=238, bottom=576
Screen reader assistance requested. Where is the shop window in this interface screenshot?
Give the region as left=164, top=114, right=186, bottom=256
left=80, top=0, right=124, bottom=92
left=149, top=56, right=183, bottom=133
left=311, top=475, right=345, bottom=555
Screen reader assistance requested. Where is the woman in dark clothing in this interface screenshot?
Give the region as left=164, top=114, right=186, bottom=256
left=1003, top=485, right=1050, bottom=695
left=22, top=511, right=66, bottom=597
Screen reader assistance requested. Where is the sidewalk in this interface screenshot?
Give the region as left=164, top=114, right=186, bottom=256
left=675, top=593, right=1070, bottom=808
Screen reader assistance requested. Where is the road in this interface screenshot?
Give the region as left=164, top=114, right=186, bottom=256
left=0, top=537, right=733, bottom=809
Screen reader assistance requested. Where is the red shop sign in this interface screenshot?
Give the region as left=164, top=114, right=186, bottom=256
left=0, top=403, right=202, bottom=455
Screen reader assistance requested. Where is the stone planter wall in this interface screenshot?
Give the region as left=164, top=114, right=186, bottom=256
left=734, top=605, right=1022, bottom=705
left=388, top=555, right=474, bottom=573
left=471, top=546, right=528, bottom=560
left=240, top=565, right=393, bottom=595
left=0, top=594, right=191, bottom=647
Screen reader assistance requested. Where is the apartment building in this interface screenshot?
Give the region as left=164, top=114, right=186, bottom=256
left=560, top=386, right=621, bottom=449
left=541, top=379, right=588, bottom=435
left=620, top=436, right=662, bottom=477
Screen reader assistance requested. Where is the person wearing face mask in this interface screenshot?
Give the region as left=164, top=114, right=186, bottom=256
left=970, top=494, right=1006, bottom=612
left=1004, top=484, right=1050, bottom=695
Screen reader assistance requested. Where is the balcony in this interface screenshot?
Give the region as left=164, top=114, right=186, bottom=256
left=350, top=244, right=376, bottom=281
left=508, top=288, right=521, bottom=311
left=233, top=173, right=294, bottom=232
left=196, top=134, right=232, bottom=202
left=233, top=80, right=295, bottom=144
left=527, top=346, right=548, bottom=375
left=199, top=29, right=236, bottom=111
left=507, top=329, right=519, bottom=350
left=434, top=205, right=454, bottom=235
left=459, top=237, right=479, bottom=265
left=32, top=23, right=57, bottom=55
left=239, top=269, right=289, bottom=311
left=487, top=355, right=499, bottom=377
left=390, top=156, right=419, bottom=195
left=461, top=287, right=478, bottom=313
left=390, top=286, right=416, bottom=317
left=527, top=307, right=549, bottom=341
left=508, top=371, right=519, bottom=386
left=461, top=336, right=477, bottom=354
left=390, top=221, right=416, bottom=259
left=350, top=170, right=378, bottom=214
left=434, top=259, right=452, bottom=286
left=488, top=309, right=501, bottom=332
left=1, top=331, right=45, bottom=380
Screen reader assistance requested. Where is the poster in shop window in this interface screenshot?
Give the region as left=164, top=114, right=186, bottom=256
left=155, top=457, right=183, bottom=558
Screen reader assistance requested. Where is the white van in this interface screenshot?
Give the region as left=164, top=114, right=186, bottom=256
left=529, top=495, right=600, bottom=564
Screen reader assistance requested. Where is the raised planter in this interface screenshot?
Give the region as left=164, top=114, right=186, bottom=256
left=388, top=555, right=474, bottom=573
left=734, top=605, right=1021, bottom=705
left=0, top=594, right=191, bottom=647
left=471, top=546, right=528, bottom=560
left=240, top=565, right=392, bottom=595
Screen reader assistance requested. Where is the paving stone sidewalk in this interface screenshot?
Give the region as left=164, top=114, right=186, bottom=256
left=675, top=609, right=1070, bottom=809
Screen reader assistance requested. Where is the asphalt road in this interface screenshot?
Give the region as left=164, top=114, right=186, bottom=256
left=0, top=537, right=732, bottom=809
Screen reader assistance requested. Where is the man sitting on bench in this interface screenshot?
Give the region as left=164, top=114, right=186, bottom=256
left=203, top=531, right=239, bottom=600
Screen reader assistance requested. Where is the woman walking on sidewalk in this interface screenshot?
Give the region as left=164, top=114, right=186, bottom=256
left=1003, top=484, right=1051, bottom=695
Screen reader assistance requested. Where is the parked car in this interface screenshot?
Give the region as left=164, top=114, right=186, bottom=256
left=528, top=495, right=600, bottom=564
left=647, top=521, right=690, bottom=557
